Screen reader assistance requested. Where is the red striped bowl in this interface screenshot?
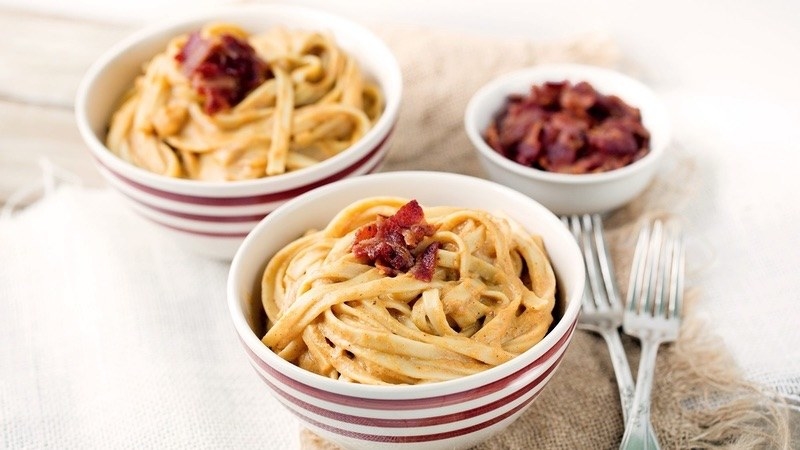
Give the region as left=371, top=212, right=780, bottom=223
left=75, top=5, right=402, bottom=259
left=227, top=171, right=585, bottom=450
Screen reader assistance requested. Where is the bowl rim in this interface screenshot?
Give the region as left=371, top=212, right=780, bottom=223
left=74, top=3, right=402, bottom=193
left=227, top=170, right=585, bottom=397
left=464, top=63, right=670, bottom=186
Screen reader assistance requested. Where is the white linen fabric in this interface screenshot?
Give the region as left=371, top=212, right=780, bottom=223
left=661, top=90, right=800, bottom=405
left=0, top=185, right=299, bottom=449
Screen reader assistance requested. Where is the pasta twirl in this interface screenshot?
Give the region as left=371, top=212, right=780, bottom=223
left=261, top=197, right=557, bottom=385
left=106, top=23, right=383, bottom=181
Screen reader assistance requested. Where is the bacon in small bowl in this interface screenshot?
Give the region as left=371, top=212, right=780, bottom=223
left=465, top=63, right=670, bottom=215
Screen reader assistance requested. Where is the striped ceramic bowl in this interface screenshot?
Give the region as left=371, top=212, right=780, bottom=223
left=227, top=171, right=585, bottom=450
left=75, top=5, right=402, bottom=259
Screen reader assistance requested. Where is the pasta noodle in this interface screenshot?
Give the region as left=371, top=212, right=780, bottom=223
left=106, top=23, right=383, bottom=181
left=261, top=197, right=557, bottom=385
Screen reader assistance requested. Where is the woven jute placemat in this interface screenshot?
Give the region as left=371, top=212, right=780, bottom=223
left=300, top=25, right=793, bottom=450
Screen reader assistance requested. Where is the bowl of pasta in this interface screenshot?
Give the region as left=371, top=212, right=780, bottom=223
left=75, top=4, right=402, bottom=259
left=228, top=171, right=585, bottom=450
left=464, top=63, right=670, bottom=215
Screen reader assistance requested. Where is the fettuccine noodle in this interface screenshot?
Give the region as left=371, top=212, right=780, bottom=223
left=261, top=197, right=557, bottom=385
left=106, top=23, right=383, bottom=180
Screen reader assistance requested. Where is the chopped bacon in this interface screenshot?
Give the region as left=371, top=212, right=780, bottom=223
left=175, top=31, right=271, bottom=114
left=352, top=200, right=439, bottom=280
left=484, top=80, right=650, bottom=174
left=410, top=241, right=440, bottom=282
left=588, top=118, right=639, bottom=155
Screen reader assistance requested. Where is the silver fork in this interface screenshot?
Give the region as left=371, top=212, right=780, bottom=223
left=619, top=218, right=686, bottom=450
left=562, top=214, right=635, bottom=424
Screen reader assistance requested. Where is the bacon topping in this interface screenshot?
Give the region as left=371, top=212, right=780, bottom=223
left=175, top=31, right=271, bottom=114
left=484, top=80, right=650, bottom=174
left=352, top=200, right=439, bottom=281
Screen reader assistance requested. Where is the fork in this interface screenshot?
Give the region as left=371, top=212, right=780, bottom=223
left=619, top=219, right=686, bottom=450
left=562, top=214, right=636, bottom=424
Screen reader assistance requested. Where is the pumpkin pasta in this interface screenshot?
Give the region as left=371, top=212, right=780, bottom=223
left=106, top=23, right=383, bottom=181
left=261, top=197, right=557, bottom=385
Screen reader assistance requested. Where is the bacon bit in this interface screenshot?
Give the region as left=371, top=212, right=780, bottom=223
left=485, top=80, right=650, bottom=174
left=410, top=241, right=440, bottom=282
left=175, top=31, right=271, bottom=114
left=352, top=200, right=439, bottom=280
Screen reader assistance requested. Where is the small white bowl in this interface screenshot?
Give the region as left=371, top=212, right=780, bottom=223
left=464, top=63, right=670, bottom=215
left=227, top=171, right=585, bottom=450
left=75, top=4, right=402, bottom=259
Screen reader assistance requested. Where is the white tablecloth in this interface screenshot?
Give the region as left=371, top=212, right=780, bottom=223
left=1, top=187, right=300, bottom=448
left=662, top=90, right=800, bottom=402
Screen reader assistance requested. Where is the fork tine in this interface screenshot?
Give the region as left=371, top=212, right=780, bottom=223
left=589, top=213, right=622, bottom=310
left=644, top=220, right=665, bottom=318
left=580, top=215, right=609, bottom=312
left=667, top=226, right=686, bottom=320
left=626, top=220, right=651, bottom=315
left=653, top=221, right=671, bottom=318
left=562, top=215, right=592, bottom=310
left=561, top=215, right=576, bottom=241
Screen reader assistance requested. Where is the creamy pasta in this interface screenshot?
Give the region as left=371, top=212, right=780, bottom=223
left=261, top=197, right=557, bottom=385
left=106, top=23, right=383, bottom=181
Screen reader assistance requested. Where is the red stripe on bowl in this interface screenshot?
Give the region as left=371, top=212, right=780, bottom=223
left=94, top=128, right=392, bottom=207
left=122, top=192, right=268, bottom=222
left=254, top=348, right=565, bottom=428
left=245, top=318, right=577, bottom=411
left=293, top=381, right=546, bottom=444
left=137, top=213, right=252, bottom=238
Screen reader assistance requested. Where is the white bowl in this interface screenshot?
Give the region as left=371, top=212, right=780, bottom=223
left=75, top=4, right=402, bottom=259
left=227, top=171, right=585, bottom=450
left=464, top=63, right=670, bottom=215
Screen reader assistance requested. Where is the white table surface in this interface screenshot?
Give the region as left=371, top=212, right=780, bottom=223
left=1, top=0, right=798, bottom=447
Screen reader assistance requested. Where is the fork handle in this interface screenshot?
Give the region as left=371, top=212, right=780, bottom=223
left=598, top=328, right=635, bottom=424
left=619, top=338, right=662, bottom=450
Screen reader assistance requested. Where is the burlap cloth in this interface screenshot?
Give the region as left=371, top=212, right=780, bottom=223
left=301, top=26, right=794, bottom=449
